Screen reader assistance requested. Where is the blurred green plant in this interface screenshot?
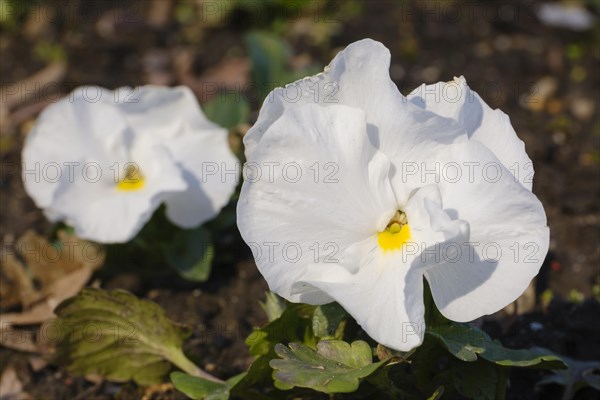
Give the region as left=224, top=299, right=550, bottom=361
left=94, top=202, right=241, bottom=284
left=163, top=226, right=214, bottom=282
left=568, top=289, right=585, bottom=304
left=245, top=31, right=321, bottom=103
left=33, top=41, right=67, bottom=63
left=0, top=0, right=39, bottom=30
left=203, top=92, right=250, bottom=130
left=538, top=354, right=600, bottom=400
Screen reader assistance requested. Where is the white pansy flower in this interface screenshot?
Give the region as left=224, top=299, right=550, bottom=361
left=237, top=39, right=549, bottom=351
left=23, top=85, right=238, bottom=243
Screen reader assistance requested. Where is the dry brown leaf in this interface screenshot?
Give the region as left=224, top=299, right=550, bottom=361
left=142, top=383, right=174, bottom=400
left=147, top=0, right=174, bottom=28
left=0, top=62, right=67, bottom=112
left=1, top=266, right=95, bottom=326
left=17, top=230, right=103, bottom=290
left=0, top=252, right=40, bottom=309
left=0, top=325, right=39, bottom=353
left=28, top=356, right=48, bottom=372
left=0, top=366, right=31, bottom=400
left=0, top=62, right=67, bottom=136
left=0, top=230, right=104, bottom=326
left=23, top=3, right=55, bottom=39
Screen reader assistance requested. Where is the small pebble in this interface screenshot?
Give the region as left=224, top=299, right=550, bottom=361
left=529, top=322, right=544, bottom=332
left=205, top=363, right=216, bottom=372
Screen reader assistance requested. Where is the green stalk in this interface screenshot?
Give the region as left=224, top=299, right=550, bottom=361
left=495, top=366, right=509, bottom=400
left=169, top=348, right=224, bottom=383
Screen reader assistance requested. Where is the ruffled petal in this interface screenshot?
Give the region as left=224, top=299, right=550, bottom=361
left=50, top=144, right=187, bottom=243
left=404, top=184, right=470, bottom=247
left=106, top=85, right=220, bottom=141
left=163, top=130, right=239, bottom=228
left=297, top=186, right=469, bottom=351
left=298, top=238, right=426, bottom=351
left=109, top=85, right=238, bottom=228
left=22, top=87, right=131, bottom=209
left=408, top=76, right=533, bottom=191
left=424, top=140, right=548, bottom=321
left=237, top=103, right=397, bottom=302
left=244, top=39, right=467, bottom=202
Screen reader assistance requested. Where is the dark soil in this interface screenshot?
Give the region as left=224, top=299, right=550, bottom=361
left=1, top=0, right=598, bottom=399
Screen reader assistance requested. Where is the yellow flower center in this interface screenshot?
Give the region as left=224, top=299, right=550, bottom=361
left=116, top=167, right=145, bottom=191
left=378, top=211, right=411, bottom=251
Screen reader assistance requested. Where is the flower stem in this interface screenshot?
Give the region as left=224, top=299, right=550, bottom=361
left=495, top=366, right=508, bottom=400
left=169, top=349, right=224, bottom=383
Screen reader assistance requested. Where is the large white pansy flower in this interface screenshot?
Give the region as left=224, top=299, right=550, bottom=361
left=237, top=39, right=549, bottom=351
left=23, top=86, right=237, bottom=243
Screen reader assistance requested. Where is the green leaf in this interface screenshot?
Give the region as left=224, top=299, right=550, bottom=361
left=450, top=360, right=497, bottom=400
left=164, top=226, right=214, bottom=282
left=171, top=371, right=246, bottom=400
left=270, top=340, right=386, bottom=393
left=203, top=92, right=250, bottom=130
left=537, top=355, right=600, bottom=396
left=244, top=300, right=348, bottom=391
left=312, top=302, right=347, bottom=339
left=54, top=288, right=197, bottom=385
left=244, top=31, right=322, bottom=102
left=426, top=386, right=444, bottom=400
left=427, top=323, right=567, bottom=369
left=423, top=279, right=450, bottom=327
left=259, top=291, right=286, bottom=322
left=245, top=31, right=291, bottom=91
left=366, top=366, right=416, bottom=399
left=246, top=303, right=316, bottom=357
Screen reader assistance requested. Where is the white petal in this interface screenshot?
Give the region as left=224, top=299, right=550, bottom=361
left=298, top=184, right=471, bottom=351
left=425, top=140, right=549, bottom=321
left=22, top=87, right=130, bottom=209
left=163, top=131, right=239, bottom=228
left=107, top=85, right=220, bottom=141
left=244, top=39, right=467, bottom=198
left=408, top=76, right=533, bottom=191
left=298, top=238, right=426, bottom=351
left=404, top=184, right=470, bottom=246
left=237, top=103, right=397, bottom=302
left=50, top=145, right=187, bottom=243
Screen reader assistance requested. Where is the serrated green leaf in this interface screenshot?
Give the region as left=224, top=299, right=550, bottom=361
left=54, top=288, right=196, bottom=385
left=270, top=340, right=386, bottom=394
left=243, top=303, right=318, bottom=388
left=427, top=323, right=567, bottom=369
left=171, top=371, right=246, bottom=400
left=203, top=92, right=250, bottom=130
left=537, top=355, right=600, bottom=396
left=164, top=226, right=214, bottom=282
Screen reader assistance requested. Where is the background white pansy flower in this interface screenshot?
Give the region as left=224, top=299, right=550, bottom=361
left=23, top=85, right=238, bottom=243
left=237, top=39, right=549, bottom=351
